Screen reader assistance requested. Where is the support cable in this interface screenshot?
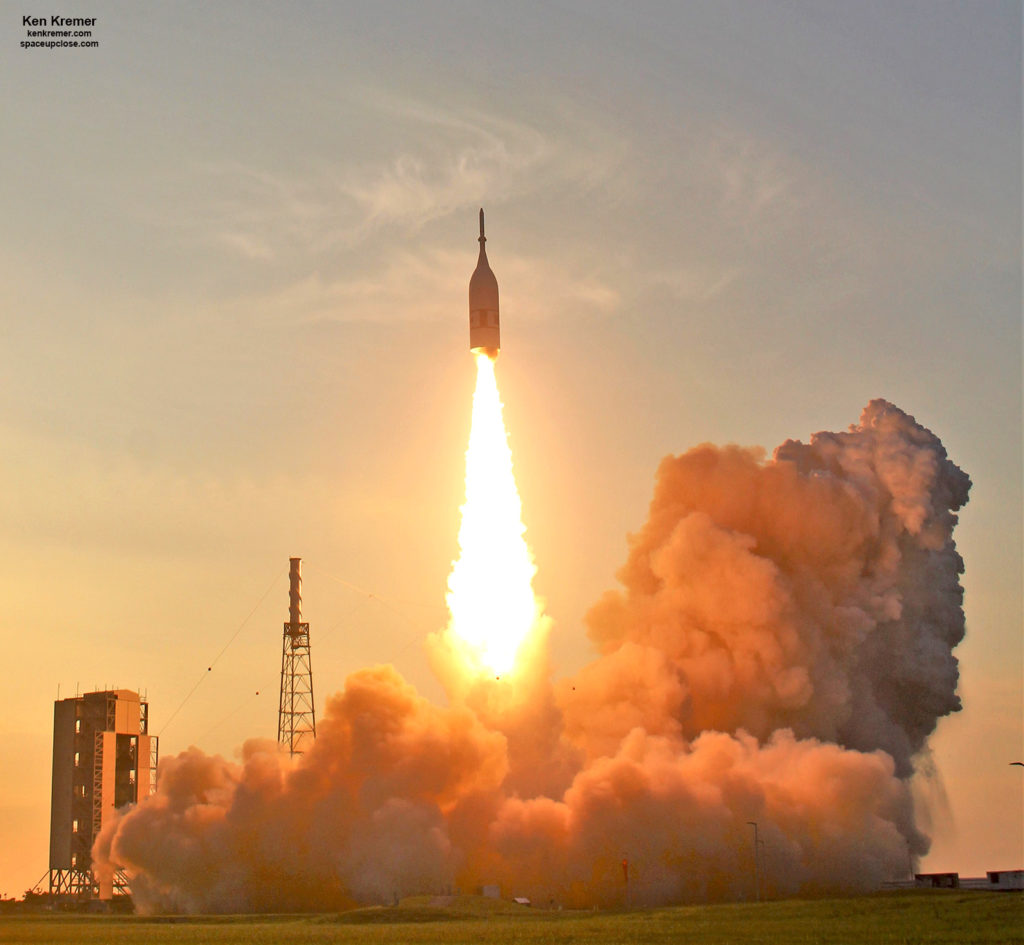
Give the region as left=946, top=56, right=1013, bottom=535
left=177, top=566, right=433, bottom=749
left=159, top=567, right=286, bottom=738
left=303, top=562, right=435, bottom=656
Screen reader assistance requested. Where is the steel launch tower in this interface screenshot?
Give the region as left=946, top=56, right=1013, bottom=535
left=277, top=557, right=316, bottom=756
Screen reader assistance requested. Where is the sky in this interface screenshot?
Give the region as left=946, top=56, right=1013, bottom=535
left=0, top=0, right=1020, bottom=898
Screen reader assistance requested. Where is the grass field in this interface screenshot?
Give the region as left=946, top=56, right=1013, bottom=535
left=1, top=891, right=1020, bottom=945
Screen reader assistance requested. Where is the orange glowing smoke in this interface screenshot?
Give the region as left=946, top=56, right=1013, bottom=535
left=444, top=352, right=542, bottom=676
left=93, top=400, right=972, bottom=912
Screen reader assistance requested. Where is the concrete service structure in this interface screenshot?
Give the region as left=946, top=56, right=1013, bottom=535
left=49, top=689, right=158, bottom=900
left=914, top=871, right=1024, bottom=892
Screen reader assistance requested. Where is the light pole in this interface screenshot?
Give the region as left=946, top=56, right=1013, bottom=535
left=746, top=821, right=759, bottom=902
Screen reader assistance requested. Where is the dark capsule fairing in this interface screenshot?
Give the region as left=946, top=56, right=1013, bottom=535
left=469, top=208, right=499, bottom=358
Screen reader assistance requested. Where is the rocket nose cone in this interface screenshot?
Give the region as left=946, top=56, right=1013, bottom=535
left=469, top=256, right=499, bottom=312
left=469, top=209, right=500, bottom=354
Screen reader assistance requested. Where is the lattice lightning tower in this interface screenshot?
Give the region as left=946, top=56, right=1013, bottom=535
left=278, top=557, right=316, bottom=756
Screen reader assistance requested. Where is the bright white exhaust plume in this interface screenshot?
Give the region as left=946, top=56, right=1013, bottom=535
left=444, top=352, right=541, bottom=676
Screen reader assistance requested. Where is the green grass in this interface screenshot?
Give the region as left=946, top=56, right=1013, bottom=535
left=1, top=891, right=1020, bottom=944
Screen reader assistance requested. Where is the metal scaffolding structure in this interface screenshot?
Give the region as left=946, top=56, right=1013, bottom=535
left=278, top=557, right=316, bottom=756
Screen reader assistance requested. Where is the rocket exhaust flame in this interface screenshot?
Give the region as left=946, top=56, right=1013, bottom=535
left=445, top=352, right=541, bottom=677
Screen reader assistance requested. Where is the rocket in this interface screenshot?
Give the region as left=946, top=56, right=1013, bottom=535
left=469, top=208, right=499, bottom=358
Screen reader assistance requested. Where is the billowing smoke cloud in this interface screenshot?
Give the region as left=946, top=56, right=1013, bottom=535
left=94, top=400, right=969, bottom=911
left=571, top=399, right=970, bottom=776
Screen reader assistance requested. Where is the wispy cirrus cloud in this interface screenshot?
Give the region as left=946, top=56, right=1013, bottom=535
left=647, top=266, right=740, bottom=303
left=712, top=133, right=793, bottom=220
left=192, top=92, right=627, bottom=262
left=222, top=246, right=619, bottom=327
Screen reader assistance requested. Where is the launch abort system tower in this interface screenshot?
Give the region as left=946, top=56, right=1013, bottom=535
left=49, top=689, right=158, bottom=901
left=278, top=557, right=316, bottom=756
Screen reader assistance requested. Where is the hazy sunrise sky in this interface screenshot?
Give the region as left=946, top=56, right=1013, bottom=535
left=0, top=1, right=1020, bottom=898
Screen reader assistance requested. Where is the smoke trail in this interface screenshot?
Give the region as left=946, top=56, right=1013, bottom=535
left=94, top=400, right=969, bottom=911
